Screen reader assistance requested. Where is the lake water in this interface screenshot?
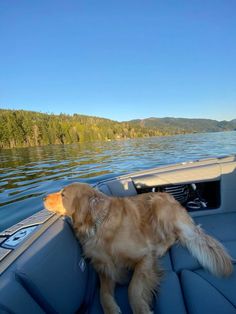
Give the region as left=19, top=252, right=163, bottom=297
left=0, top=131, right=236, bottom=231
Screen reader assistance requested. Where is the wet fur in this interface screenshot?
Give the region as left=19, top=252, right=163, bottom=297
left=44, top=183, right=233, bottom=314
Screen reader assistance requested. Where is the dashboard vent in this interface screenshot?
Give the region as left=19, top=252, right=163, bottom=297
left=158, top=184, right=190, bottom=205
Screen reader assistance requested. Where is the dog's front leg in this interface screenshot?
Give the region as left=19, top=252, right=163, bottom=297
left=128, top=255, right=160, bottom=314
left=99, top=273, right=121, bottom=314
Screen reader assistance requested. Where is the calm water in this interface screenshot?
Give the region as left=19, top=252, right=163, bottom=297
left=0, top=131, right=236, bottom=231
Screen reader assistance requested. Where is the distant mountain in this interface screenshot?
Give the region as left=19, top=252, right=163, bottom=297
left=127, top=117, right=236, bottom=133
left=230, top=118, right=236, bottom=125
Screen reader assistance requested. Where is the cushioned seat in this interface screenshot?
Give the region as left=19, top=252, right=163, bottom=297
left=170, top=212, right=236, bottom=273
left=89, top=270, right=187, bottom=314
left=1, top=212, right=235, bottom=314
left=87, top=240, right=175, bottom=313
left=0, top=219, right=90, bottom=314
left=88, top=212, right=236, bottom=314
left=14, top=221, right=88, bottom=313
left=181, top=267, right=236, bottom=314
left=88, top=252, right=186, bottom=314
left=170, top=212, right=236, bottom=314
left=194, top=212, right=236, bottom=241
left=0, top=279, right=45, bottom=314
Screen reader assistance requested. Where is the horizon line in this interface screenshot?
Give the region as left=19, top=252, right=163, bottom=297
left=0, top=107, right=235, bottom=123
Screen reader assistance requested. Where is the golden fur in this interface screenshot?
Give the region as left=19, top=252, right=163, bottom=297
left=44, top=183, right=233, bottom=314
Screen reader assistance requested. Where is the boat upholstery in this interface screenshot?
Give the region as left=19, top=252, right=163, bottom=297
left=0, top=220, right=89, bottom=313
left=0, top=211, right=236, bottom=313
left=170, top=212, right=236, bottom=314
left=88, top=212, right=236, bottom=314
left=171, top=212, right=236, bottom=273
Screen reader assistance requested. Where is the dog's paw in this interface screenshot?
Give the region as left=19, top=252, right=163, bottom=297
left=115, top=305, right=122, bottom=314
left=112, top=304, right=122, bottom=314
left=104, top=304, right=122, bottom=314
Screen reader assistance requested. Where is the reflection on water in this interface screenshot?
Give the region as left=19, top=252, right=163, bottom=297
left=0, top=131, right=236, bottom=231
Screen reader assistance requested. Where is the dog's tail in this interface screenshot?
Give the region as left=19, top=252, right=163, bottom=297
left=176, top=213, right=233, bottom=277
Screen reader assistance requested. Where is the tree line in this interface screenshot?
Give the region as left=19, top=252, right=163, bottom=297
left=0, top=109, right=177, bottom=149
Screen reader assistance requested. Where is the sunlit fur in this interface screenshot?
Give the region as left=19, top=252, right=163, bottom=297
left=44, top=182, right=233, bottom=314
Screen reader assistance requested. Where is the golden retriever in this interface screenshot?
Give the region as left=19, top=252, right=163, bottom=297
left=44, top=182, right=233, bottom=314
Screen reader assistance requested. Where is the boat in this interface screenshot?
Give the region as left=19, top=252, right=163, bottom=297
left=0, top=155, right=236, bottom=314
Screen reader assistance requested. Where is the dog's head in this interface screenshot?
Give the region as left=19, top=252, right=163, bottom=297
left=44, top=182, right=109, bottom=238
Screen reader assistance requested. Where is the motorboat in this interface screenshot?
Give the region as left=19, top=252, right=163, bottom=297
left=0, top=155, right=236, bottom=313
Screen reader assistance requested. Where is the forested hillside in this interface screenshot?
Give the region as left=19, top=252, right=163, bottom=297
left=1, top=109, right=235, bottom=149
left=0, top=110, right=167, bottom=148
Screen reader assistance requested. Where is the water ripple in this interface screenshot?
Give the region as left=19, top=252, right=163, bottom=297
left=0, top=131, right=236, bottom=231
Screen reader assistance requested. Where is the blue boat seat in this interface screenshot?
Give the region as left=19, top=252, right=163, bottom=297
left=0, top=212, right=235, bottom=313
left=170, top=212, right=236, bottom=314
left=88, top=212, right=236, bottom=314
left=181, top=267, right=236, bottom=314
left=0, top=279, right=45, bottom=314
left=170, top=212, right=236, bottom=273
left=0, top=220, right=90, bottom=314
left=88, top=251, right=187, bottom=314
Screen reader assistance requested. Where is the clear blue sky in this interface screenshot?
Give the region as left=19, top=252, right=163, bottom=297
left=0, top=0, right=235, bottom=121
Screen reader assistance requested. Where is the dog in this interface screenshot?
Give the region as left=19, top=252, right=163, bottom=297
left=44, top=182, right=233, bottom=314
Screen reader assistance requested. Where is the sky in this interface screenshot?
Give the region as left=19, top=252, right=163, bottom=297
left=0, top=0, right=236, bottom=122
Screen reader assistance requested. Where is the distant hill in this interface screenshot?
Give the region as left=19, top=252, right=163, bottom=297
left=0, top=109, right=235, bottom=149
left=128, top=117, right=236, bottom=133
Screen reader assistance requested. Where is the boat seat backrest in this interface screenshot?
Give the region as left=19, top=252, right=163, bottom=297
left=0, top=219, right=91, bottom=314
